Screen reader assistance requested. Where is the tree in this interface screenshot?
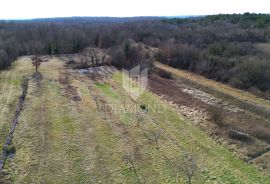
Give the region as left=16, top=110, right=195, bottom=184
left=80, top=48, right=106, bottom=68
left=31, top=55, right=42, bottom=73
left=147, top=128, right=162, bottom=150
left=174, top=153, right=197, bottom=184
left=0, top=50, right=8, bottom=69
left=93, top=95, right=109, bottom=120
left=134, top=112, right=144, bottom=127
left=98, top=32, right=114, bottom=48
left=80, top=52, right=89, bottom=68
left=123, top=152, right=142, bottom=184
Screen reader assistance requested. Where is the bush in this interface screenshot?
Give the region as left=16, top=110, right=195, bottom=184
left=228, top=129, right=251, bottom=142
left=6, top=145, right=16, bottom=155
left=208, top=106, right=223, bottom=125
left=155, top=68, right=173, bottom=79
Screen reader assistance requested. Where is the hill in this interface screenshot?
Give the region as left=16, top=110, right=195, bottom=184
left=0, top=56, right=269, bottom=183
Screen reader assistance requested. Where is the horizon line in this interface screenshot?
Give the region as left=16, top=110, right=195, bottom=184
left=1, top=12, right=269, bottom=21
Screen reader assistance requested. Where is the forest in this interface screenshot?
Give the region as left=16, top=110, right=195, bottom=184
left=0, top=13, right=270, bottom=95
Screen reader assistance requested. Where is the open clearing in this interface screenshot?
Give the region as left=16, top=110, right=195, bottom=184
left=0, top=57, right=269, bottom=183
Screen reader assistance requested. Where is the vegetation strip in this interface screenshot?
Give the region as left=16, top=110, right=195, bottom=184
left=0, top=77, right=29, bottom=171
left=155, top=62, right=270, bottom=120
left=248, top=146, right=270, bottom=162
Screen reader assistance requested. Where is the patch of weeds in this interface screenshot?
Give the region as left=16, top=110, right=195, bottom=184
left=8, top=78, right=21, bottom=86
left=208, top=105, right=223, bottom=126
left=154, top=68, right=173, bottom=79
left=56, top=114, right=75, bottom=134
left=121, top=112, right=134, bottom=125
left=219, top=170, right=240, bottom=184
left=6, top=145, right=16, bottom=155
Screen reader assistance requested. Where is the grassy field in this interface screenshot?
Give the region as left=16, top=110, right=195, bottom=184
left=0, top=57, right=269, bottom=183
left=152, top=62, right=270, bottom=174
left=0, top=58, right=33, bottom=159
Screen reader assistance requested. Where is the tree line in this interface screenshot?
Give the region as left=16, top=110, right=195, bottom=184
left=0, top=13, right=270, bottom=94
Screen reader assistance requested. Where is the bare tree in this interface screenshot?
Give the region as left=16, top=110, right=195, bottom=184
left=86, top=48, right=106, bottom=67
left=0, top=50, right=9, bottom=69
left=93, top=95, right=109, bottom=120
left=177, top=153, right=197, bottom=184
left=134, top=112, right=144, bottom=127
left=123, top=153, right=142, bottom=184
left=80, top=52, right=88, bottom=68
left=147, top=129, right=162, bottom=150
left=31, top=55, right=42, bottom=73
left=101, top=55, right=106, bottom=65
left=80, top=48, right=107, bottom=81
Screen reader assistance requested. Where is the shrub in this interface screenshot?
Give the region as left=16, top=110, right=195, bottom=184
left=228, top=129, right=251, bottom=142
left=154, top=68, right=173, bottom=79
left=208, top=106, right=223, bottom=125
left=6, top=145, right=16, bottom=155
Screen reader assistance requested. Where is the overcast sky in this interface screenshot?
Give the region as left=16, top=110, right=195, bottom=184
left=0, top=0, right=269, bottom=19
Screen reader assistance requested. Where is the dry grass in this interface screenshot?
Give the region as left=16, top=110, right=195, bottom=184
left=256, top=43, right=270, bottom=56
left=155, top=62, right=270, bottom=111
left=154, top=62, right=270, bottom=174
left=0, top=57, right=269, bottom=183
left=0, top=57, right=33, bottom=161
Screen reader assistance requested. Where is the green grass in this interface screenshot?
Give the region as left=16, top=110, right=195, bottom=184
left=0, top=61, right=29, bottom=169
left=111, top=72, right=270, bottom=183
left=1, top=57, right=269, bottom=183
left=95, top=82, right=119, bottom=99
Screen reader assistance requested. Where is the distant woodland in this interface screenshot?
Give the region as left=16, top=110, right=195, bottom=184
left=0, top=13, right=270, bottom=95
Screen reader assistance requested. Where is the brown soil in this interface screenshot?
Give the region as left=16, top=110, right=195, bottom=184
left=58, top=70, right=81, bottom=101
left=148, top=74, right=208, bottom=110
